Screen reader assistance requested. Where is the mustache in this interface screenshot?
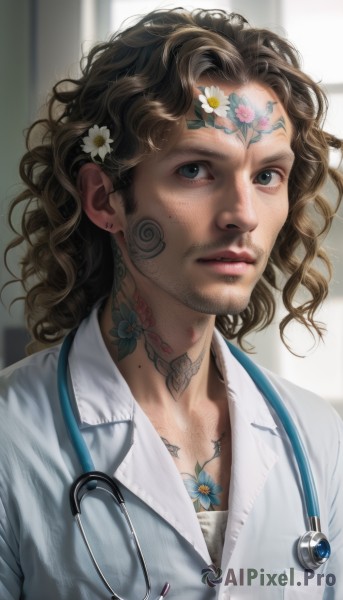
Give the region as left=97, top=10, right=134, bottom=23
left=182, top=235, right=265, bottom=261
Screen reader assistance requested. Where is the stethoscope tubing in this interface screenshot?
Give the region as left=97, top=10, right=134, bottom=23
left=58, top=331, right=96, bottom=473
left=70, top=471, right=151, bottom=600
left=227, top=342, right=320, bottom=518
left=58, top=335, right=153, bottom=598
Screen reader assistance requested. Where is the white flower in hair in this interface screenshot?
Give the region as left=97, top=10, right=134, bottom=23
left=81, top=125, right=113, bottom=161
left=199, top=86, right=229, bottom=117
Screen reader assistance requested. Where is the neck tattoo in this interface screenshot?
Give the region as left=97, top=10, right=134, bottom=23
left=109, top=240, right=205, bottom=400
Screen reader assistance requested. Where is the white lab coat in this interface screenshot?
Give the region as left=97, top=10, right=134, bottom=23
left=0, top=305, right=342, bottom=599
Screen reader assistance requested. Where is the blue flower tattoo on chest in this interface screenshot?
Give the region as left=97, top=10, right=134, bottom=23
left=162, top=433, right=225, bottom=511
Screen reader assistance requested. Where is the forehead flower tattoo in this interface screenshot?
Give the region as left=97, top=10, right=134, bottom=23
left=187, top=85, right=286, bottom=147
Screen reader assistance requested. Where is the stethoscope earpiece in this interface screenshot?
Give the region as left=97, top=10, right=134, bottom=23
left=297, top=528, right=331, bottom=570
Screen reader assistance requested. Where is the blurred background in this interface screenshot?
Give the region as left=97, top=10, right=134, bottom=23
left=1, top=0, right=342, bottom=416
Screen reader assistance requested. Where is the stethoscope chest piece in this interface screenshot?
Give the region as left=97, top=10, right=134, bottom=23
left=297, top=525, right=331, bottom=570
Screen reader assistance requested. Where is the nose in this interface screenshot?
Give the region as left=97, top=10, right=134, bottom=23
left=216, top=180, right=258, bottom=233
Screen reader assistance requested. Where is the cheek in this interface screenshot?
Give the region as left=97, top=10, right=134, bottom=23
left=278, top=201, right=289, bottom=234
left=267, top=197, right=289, bottom=232
left=166, top=202, right=209, bottom=239
left=126, top=218, right=166, bottom=264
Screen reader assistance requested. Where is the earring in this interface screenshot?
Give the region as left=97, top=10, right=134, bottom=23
left=105, top=222, right=113, bottom=230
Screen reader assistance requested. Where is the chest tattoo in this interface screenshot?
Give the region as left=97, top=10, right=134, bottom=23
left=162, top=433, right=226, bottom=512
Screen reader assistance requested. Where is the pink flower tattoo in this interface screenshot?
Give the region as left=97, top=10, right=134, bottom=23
left=235, top=104, right=255, bottom=123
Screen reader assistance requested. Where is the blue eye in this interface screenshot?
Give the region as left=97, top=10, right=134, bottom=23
left=178, top=163, right=202, bottom=179
left=255, top=170, right=282, bottom=186
left=178, top=162, right=213, bottom=180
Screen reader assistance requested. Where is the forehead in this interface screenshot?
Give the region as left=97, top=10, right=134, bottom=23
left=190, top=79, right=290, bottom=121
left=162, top=80, right=293, bottom=157
left=191, top=80, right=289, bottom=116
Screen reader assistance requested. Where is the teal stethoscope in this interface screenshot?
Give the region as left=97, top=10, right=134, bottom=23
left=58, top=330, right=331, bottom=599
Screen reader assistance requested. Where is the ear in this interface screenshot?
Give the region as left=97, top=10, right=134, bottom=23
left=77, top=162, right=124, bottom=233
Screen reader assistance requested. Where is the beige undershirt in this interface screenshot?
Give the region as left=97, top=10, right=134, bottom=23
left=197, top=510, right=228, bottom=566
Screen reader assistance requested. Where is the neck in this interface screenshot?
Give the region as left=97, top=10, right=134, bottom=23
left=99, top=245, right=216, bottom=408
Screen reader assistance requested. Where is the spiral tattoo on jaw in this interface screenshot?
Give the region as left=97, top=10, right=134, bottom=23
left=127, top=218, right=166, bottom=260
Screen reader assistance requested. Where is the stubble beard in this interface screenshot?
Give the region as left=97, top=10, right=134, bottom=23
left=161, top=274, right=253, bottom=318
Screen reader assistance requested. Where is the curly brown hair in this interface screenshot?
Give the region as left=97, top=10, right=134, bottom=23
left=4, top=8, right=343, bottom=349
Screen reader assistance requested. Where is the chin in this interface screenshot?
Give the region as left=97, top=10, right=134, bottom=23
left=215, top=301, right=250, bottom=317
left=182, top=289, right=251, bottom=317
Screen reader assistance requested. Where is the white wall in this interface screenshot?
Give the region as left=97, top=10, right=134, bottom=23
left=0, top=0, right=30, bottom=354
left=0, top=0, right=84, bottom=366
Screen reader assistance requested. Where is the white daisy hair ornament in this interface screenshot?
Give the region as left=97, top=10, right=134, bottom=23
left=81, top=125, right=113, bottom=162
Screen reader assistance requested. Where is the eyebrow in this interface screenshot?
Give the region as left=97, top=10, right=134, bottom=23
left=165, top=147, right=229, bottom=161
left=164, top=146, right=295, bottom=165
left=257, top=150, right=295, bottom=166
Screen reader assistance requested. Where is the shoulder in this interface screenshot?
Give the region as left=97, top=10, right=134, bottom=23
left=260, top=364, right=343, bottom=450
left=0, top=345, right=64, bottom=495
left=215, top=331, right=342, bottom=442
left=0, top=343, right=60, bottom=388
left=0, top=345, right=61, bottom=429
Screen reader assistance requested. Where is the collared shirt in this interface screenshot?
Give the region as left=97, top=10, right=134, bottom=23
left=0, top=306, right=342, bottom=599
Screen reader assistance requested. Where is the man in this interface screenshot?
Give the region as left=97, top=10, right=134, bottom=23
left=1, top=8, right=342, bottom=600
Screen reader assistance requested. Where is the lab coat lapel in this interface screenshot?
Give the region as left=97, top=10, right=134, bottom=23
left=223, top=398, right=279, bottom=564
left=114, top=402, right=212, bottom=564
left=213, top=333, right=280, bottom=566
left=69, top=310, right=210, bottom=562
